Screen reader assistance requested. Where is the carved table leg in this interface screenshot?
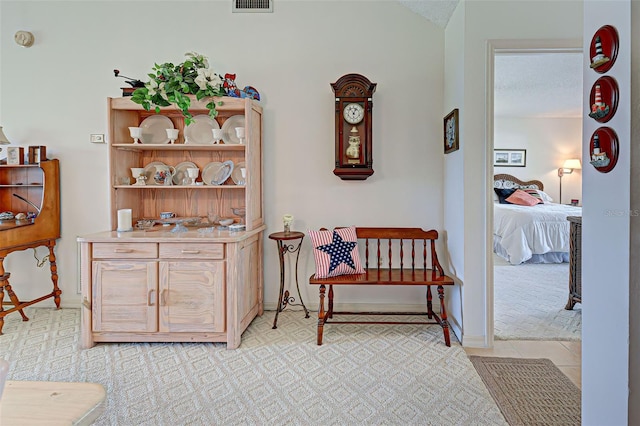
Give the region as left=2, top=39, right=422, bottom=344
left=437, top=285, right=451, bottom=347
left=47, top=241, right=62, bottom=308
left=317, top=284, right=326, bottom=345
left=327, top=285, right=334, bottom=319
left=0, top=272, right=30, bottom=335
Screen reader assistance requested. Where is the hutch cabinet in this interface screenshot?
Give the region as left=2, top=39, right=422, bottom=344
left=78, top=97, right=265, bottom=349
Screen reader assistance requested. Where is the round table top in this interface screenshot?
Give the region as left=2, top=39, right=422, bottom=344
left=269, top=231, right=304, bottom=241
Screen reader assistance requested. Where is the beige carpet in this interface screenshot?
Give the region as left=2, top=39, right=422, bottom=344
left=469, top=356, right=580, bottom=426
left=1, top=308, right=508, bottom=425
left=494, top=259, right=581, bottom=341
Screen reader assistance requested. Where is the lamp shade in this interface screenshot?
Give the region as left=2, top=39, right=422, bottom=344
left=0, top=126, right=10, bottom=145
left=563, top=159, right=582, bottom=170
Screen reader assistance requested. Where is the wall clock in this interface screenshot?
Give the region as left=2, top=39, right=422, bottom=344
left=331, top=74, right=377, bottom=180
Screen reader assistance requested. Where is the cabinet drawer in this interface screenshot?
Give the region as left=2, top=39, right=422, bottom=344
left=93, top=243, right=158, bottom=259
left=159, top=243, right=224, bottom=259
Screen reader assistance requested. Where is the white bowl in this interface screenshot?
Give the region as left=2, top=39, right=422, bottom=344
left=219, top=218, right=234, bottom=226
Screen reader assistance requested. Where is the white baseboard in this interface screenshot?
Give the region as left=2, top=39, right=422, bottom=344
left=461, top=335, right=489, bottom=348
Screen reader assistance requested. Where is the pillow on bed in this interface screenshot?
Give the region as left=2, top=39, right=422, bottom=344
left=537, top=190, right=554, bottom=203
left=522, top=189, right=544, bottom=204
left=308, top=226, right=365, bottom=278
left=494, top=188, right=517, bottom=204
left=506, top=189, right=542, bottom=206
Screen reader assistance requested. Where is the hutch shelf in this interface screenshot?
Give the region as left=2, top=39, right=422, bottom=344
left=78, top=96, right=264, bottom=349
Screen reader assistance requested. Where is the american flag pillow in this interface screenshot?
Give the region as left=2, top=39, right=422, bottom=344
left=308, top=226, right=365, bottom=278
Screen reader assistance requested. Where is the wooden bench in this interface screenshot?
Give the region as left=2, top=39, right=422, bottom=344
left=309, top=227, right=455, bottom=346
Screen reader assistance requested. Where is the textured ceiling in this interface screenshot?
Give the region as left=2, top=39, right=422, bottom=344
left=397, top=1, right=583, bottom=118
left=494, top=52, right=583, bottom=118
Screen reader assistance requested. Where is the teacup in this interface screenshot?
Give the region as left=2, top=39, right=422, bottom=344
left=160, top=212, right=175, bottom=219
left=166, top=129, right=179, bottom=144
left=186, top=167, right=199, bottom=185
left=212, top=129, right=224, bottom=144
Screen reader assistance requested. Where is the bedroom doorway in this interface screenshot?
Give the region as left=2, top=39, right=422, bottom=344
left=491, top=47, right=583, bottom=342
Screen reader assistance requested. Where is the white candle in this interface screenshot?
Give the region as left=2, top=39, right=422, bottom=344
left=117, top=209, right=132, bottom=232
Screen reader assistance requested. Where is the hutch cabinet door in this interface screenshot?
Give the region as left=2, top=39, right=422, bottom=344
left=158, top=261, right=226, bottom=333
left=92, top=260, right=158, bottom=332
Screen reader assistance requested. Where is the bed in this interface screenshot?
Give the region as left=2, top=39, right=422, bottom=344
left=493, top=174, right=582, bottom=265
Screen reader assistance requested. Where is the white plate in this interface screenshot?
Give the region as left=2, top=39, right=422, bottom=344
left=202, top=160, right=234, bottom=185
left=140, top=115, right=174, bottom=144
left=172, top=161, right=198, bottom=185
left=220, top=115, right=245, bottom=144
left=184, top=114, right=220, bottom=145
left=231, top=161, right=246, bottom=185
left=143, top=161, right=167, bottom=185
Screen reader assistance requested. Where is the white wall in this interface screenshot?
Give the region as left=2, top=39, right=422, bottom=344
left=494, top=117, right=582, bottom=204
left=443, top=0, right=466, bottom=340
left=582, top=1, right=631, bottom=424
left=0, top=2, right=445, bottom=314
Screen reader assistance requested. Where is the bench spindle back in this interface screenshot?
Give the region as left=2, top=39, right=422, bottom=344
left=356, top=227, right=445, bottom=277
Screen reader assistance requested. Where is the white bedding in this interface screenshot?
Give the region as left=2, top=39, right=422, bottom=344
left=493, top=202, right=582, bottom=265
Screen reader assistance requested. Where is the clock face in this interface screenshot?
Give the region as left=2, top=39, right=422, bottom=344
left=343, top=103, right=365, bottom=125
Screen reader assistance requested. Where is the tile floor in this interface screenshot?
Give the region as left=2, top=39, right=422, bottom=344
left=464, top=340, right=581, bottom=389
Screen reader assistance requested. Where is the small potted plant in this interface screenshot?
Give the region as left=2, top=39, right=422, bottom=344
left=130, top=52, right=226, bottom=125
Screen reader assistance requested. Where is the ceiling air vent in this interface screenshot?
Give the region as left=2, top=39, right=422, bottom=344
left=233, top=0, right=273, bottom=13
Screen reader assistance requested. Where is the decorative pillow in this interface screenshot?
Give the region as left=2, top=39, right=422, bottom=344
left=308, top=226, right=365, bottom=278
left=536, top=190, right=554, bottom=203
left=494, top=188, right=517, bottom=204
left=506, top=189, right=541, bottom=206
left=522, top=189, right=544, bottom=204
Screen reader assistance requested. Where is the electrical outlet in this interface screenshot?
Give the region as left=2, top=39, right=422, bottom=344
left=90, top=134, right=105, bottom=143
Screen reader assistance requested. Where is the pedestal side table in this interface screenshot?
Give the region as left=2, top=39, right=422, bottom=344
left=269, top=231, right=310, bottom=328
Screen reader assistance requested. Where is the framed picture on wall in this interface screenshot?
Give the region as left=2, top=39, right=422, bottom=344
left=443, top=109, right=459, bottom=154
left=494, top=149, right=526, bottom=167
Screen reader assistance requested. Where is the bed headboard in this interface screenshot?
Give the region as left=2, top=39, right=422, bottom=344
left=493, top=174, right=544, bottom=191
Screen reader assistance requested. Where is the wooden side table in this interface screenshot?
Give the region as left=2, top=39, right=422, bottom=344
left=269, top=231, right=309, bottom=328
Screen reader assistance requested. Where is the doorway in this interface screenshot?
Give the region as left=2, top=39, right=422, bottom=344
left=489, top=46, right=583, bottom=341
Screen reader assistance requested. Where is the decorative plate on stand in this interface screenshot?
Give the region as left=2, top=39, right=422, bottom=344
left=589, top=127, right=619, bottom=173
left=588, top=76, right=619, bottom=123
left=589, top=25, right=619, bottom=74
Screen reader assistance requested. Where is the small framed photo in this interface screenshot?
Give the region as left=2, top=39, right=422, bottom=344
left=28, top=145, right=47, bottom=164
left=7, top=147, right=24, bottom=165
left=443, top=109, right=459, bottom=154
left=493, top=149, right=526, bottom=167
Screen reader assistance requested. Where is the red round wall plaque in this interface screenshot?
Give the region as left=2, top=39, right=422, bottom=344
left=589, top=127, right=619, bottom=173
left=588, top=76, right=619, bottom=123
left=589, top=25, right=619, bottom=74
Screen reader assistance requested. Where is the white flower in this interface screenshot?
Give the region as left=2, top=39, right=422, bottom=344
left=147, top=79, right=166, bottom=98
left=283, top=214, right=294, bottom=225
left=195, top=68, right=222, bottom=91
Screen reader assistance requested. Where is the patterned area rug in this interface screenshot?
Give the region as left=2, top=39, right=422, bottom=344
left=1, top=308, right=507, bottom=425
left=494, top=260, right=581, bottom=340
left=469, top=356, right=580, bottom=426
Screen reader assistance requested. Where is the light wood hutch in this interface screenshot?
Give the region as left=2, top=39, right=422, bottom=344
left=78, top=96, right=265, bottom=349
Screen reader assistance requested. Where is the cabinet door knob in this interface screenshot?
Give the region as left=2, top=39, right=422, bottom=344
left=161, top=289, right=168, bottom=306
left=148, top=289, right=156, bottom=306
left=82, top=297, right=91, bottom=310
left=181, top=250, right=200, bottom=254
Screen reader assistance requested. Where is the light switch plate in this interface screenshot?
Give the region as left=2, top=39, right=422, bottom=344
left=90, top=134, right=105, bottom=143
